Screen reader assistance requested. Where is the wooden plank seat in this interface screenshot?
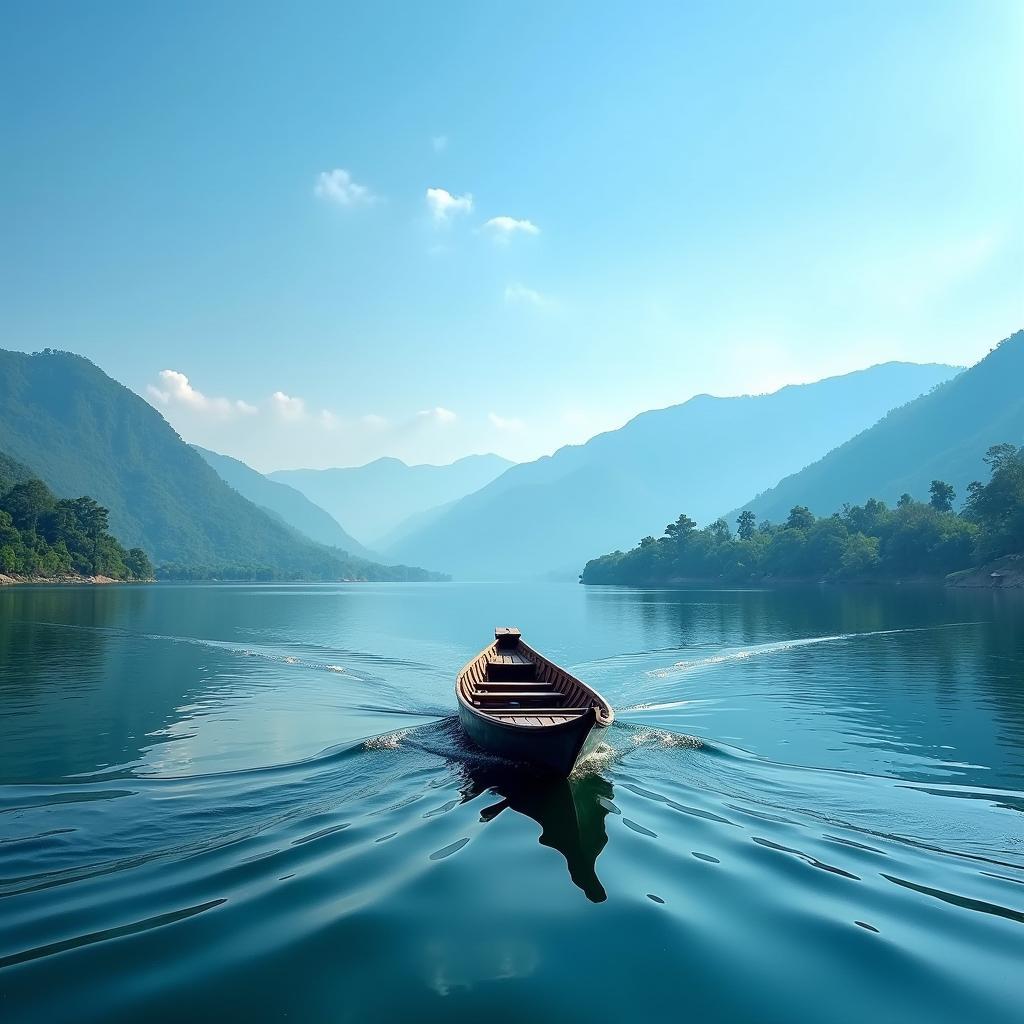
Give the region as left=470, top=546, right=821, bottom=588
left=473, top=689, right=564, bottom=702
left=486, top=652, right=537, bottom=682
left=481, top=706, right=589, bottom=715
left=475, top=679, right=552, bottom=690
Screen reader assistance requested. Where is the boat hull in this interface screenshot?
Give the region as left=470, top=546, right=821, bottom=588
left=457, top=701, right=606, bottom=776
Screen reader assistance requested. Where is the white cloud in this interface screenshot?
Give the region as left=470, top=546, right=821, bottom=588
left=146, top=370, right=256, bottom=419
left=417, top=406, right=457, bottom=424
left=504, top=282, right=550, bottom=308
left=314, top=168, right=376, bottom=207
left=426, top=187, right=473, bottom=223
left=271, top=391, right=306, bottom=421
left=488, top=412, right=525, bottom=432
left=484, top=216, right=539, bottom=242
left=431, top=135, right=448, bottom=153
left=362, top=413, right=388, bottom=428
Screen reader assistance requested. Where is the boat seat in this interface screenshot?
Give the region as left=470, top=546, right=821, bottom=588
left=475, top=679, right=551, bottom=690
left=482, top=706, right=589, bottom=715
left=473, top=690, right=564, bottom=702
left=486, top=651, right=537, bottom=682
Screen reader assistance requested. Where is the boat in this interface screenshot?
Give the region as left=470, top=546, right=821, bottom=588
left=456, top=627, right=614, bottom=776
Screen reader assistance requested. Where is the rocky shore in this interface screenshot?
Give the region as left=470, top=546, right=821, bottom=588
left=0, top=573, right=140, bottom=586
left=946, top=554, right=1024, bottom=589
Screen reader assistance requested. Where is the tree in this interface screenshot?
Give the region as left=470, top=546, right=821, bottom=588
left=929, top=480, right=955, bottom=513
left=897, top=493, right=914, bottom=509
left=736, top=510, right=756, bottom=540
left=708, top=518, right=731, bottom=543
left=664, top=513, right=697, bottom=540
left=983, top=443, right=1019, bottom=472
left=0, top=479, right=55, bottom=534
left=839, top=533, right=880, bottom=578
left=785, top=506, right=815, bottom=531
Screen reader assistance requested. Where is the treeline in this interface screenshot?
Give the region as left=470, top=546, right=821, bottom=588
left=155, top=561, right=446, bottom=583
left=581, top=444, right=1024, bottom=585
left=0, top=478, right=153, bottom=580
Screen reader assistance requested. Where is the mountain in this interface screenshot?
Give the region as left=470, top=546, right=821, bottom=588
left=386, top=362, right=960, bottom=579
left=0, top=450, right=34, bottom=494
left=0, top=348, right=441, bottom=579
left=737, top=330, right=1024, bottom=523
left=192, top=445, right=376, bottom=559
left=270, top=453, right=514, bottom=546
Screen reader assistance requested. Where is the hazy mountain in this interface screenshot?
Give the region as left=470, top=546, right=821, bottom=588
left=736, top=330, right=1024, bottom=523
left=192, top=445, right=376, bottom=559
left=0, top=348, right=440, bottom=579
left=386, top=362, right=960, bottom=579
left=270, top=453, right=514, bottom=545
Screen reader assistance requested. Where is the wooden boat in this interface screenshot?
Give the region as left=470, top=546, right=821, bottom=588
left=456, top=627, right=614, bottom=776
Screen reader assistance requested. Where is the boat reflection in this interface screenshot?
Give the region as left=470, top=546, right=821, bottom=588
left=457, top=761, right=614, bottom=902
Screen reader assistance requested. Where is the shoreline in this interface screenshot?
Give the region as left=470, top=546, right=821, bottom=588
left=580, top=567, right=1023, bottom=589
left=0, top=573, right=153, bottom=586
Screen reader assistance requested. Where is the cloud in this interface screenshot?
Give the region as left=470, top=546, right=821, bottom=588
left=488, top=412, right=525, bottom=432
left=417, top=406, right=457, bottom=424
left=426, top=187, right=473, bottom=223
left=504, top=282, right=550, bottom=308
left=314, top=168, right=376, bottom=207
left=146, top=370, right=256, bottom=419
left=431, top=135, right=448, bottom=153
left=362, top=413, right=388, bottom=428
left=484, top=216, right=539, bottom=242
left=271, top=391, right=306, bottom=421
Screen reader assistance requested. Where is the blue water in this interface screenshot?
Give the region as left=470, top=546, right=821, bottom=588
left=1, top=582, right=1022, bottom=1022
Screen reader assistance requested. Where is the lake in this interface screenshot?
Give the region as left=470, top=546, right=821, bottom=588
left=0, top=582, right=1022, bottom=1023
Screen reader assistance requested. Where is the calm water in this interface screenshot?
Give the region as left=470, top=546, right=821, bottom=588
left=0, top=583, right=1022, bottom=1023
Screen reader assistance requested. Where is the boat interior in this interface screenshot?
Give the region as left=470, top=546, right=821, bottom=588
left=458, top=628, right=606, bottom=728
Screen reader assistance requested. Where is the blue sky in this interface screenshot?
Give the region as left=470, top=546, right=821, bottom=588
left=2, top=1, right=1021, bottom=470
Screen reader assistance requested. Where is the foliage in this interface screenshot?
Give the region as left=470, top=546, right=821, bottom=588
left=0, top=474, right=153, bottom=580
left=741, top=330, right=1024, bottom=525
left=581, top=449, right=1024, bottom=585
left=0, top=349, right=442, bottom=581
left=155, top=560, right=445, bottom=583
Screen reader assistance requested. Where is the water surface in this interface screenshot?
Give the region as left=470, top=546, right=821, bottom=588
left=1, top=583, right=1022, bottom=1022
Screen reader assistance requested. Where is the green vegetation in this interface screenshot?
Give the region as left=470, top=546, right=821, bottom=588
left=0, top=474, right=153, bottom=580
left=154, top=560, right=441, bottom=582
left=740, top=330, right=1024, bottom=524
left=581, top=445, right=1024, bottom=585
left=0, top=348, right=445, bottom=582
left=192, top=445, right=377, bottom=559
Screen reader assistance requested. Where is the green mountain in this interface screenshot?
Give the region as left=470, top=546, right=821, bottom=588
left=270, top=454, right=514, bottom=547
left=0, top=348, right=441, bottom=580
left=386, top=362, right=960, bottom=579
left=192, top=445, right=376, bottom=559
left=0, top=451, right=34, bottom=494
left=737, top=331, right=1024, bottom=524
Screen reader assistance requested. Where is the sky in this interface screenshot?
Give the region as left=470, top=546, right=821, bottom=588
left=1, top=1, right=1022, bottom=471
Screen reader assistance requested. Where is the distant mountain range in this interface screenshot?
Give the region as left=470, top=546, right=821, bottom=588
left=737, top=330, right=1024, bottom=523
left=192, top=445, right=377, bottom=560
left=384, top=362, right=960, bottom=579
left=0, top=349, right=441, bottom=580
left=270, top=454, right=513, bottom=546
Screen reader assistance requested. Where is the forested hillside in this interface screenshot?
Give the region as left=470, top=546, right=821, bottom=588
left=386, top=362, right=959, bottom=578
left=0, top=349, right=442, bottom=580
left=738, top=331, right=1024, bottom=523
left=582, top=445, right=1024, bottom=585
left=0, top=466, right=152, bottom=580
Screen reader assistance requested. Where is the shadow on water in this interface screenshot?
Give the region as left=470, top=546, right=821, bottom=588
left=456, top=758, right=614, bottom=902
